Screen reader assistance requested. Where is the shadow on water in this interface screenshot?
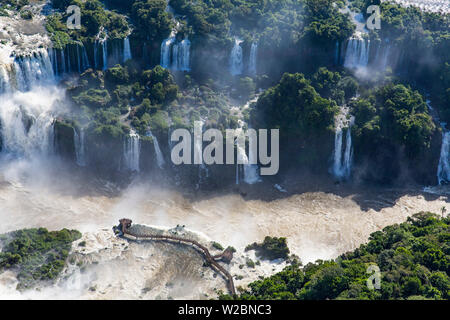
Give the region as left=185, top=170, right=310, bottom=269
left=0, top=156, right=447, bottom=214
left=183, top=167, right=449, bottom=213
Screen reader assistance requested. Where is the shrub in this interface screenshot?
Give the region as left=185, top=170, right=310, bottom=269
left=0, top=228, right=81, bottom=289
left=245, top=237, right=290, bottom=260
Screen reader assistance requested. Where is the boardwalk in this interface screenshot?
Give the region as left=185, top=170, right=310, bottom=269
left=114, top=219, right=236, bottom=296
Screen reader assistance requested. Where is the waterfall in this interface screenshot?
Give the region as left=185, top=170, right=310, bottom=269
left=147, top=131, right=165, bottom=169
left=230, top=38, right=243, bottom=76
left=0, top=47, right=60, bottom=157
left=123, top=37, right=132, bottom=63
left=244, top=142, right=261, bottom=184
left=0, top=64, right=12, bottom=93
left=0, top=86, right=62, bottom=157
left=178, top=38, right=191, bottom=71
left=172, top=42, right=179, bottom=70
left=123, top=129, right=140, bottom=172
left=0, top=49, right=55, bottom=93
left=101, top=39, right=108, bottom=71
left=74, top=127, right=86, bottom=166
left=429, top=98, right=450, bottom=185
left=379, top=44, right=391, bottom=71
left=81, top=44, right=90, bottom=71
left=236, top=160, right=240, bottom=185
left=344, top=34, right=370, bottom=69
left=437, top=131, right=450, bottom=185
left=331, top=108, right=354, bottom=180
left=235, top=141, right=248, bottom=185
left=160, top=35, right=175, bottom=69
left=50, top=48, right=58, bottom=77
left=61, top=49, right=66, bottom=74
left=194, top=120, right=208, bottom=185
left=248, top=42, right=258, bottom=76
left=234, top=126, right=260, bottom=185
left=162, top=37, right=191, bottom=71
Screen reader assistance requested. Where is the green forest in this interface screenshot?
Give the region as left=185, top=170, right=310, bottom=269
left=0, top=0, right=449, bottom=301
left=220, top=212, right=449, bottom=300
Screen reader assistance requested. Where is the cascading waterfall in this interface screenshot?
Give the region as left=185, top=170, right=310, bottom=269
left=147, top=130, right=165, bottom=169
left=0, top=63, right=12, bottom=93
left=194, top=120, right=208, bottom=185
left=178, top=38, right=191, bottom=71
left=235, top=139, right=248, bottom=185
left=111, top=41, right=123, bottom=67
left=0, top=49, right=55, bottom=93
left=0, top=48, right=60, bottom=157
left=244, top=140, right=261, bottom=184
left=234, top=123, right=261, bottom=185
left=437, top=130, right=450, bottom=185
left=428, top=98, right=450, bottom=185
left=160, top=1, right=190, bottom=71
left=172, top=42, right=179, bottom=70
left=230, top=38, right=244, bottom=76
left=160, top=35, right=176, bottom=69
left=81, top=44, right=90, bottom=71
left=123, top=129, right=140, bottom=172
left=61, top=49, right=66, bottom=74
left=379, top=44, right=391, bottom=71
left=77, top=45, right=82, bottom=73
left=0, top=47, right=62, bottom=158
left=344, top=34, right=370, bottom=69
left=123, top=37, right=132, bottom=63
left=50, top=48, right=58, bottom=77
left=235, top=142, right=261, bottom=185
left=0, top=8, right=68, bottom=161
left=74, top=127, right=86, bottom=167
left=101, top=39, right=108, bottom=71
left=160, top=35, right=191, bottom=71
left=331, top=108, right=354, bottom=180
left=248, top=42, right=258, bottom=76
left=0, top=89, right=59, bottom=157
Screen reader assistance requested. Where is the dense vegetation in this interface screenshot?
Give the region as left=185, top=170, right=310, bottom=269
left=253, top=72, right=338, bottom=139
left=166, top=0, right=355, bottom=79
left=349, top=83, right=438, bottom=183
left=67, top=62, right=248, bottom=141
left=47, top=0, right=130, bottom=49
left=0, top=228, right=81, bottom=290
left=1, top=0, right=449, bottom=299
left=352, top=84, right=435, bottom=158
left=169, top=0, right=354, bottom=43
left=349, top=0, right=450, bottom=122
left=221, top=212, right=450, bottom=300
left=251, top=70, right=357, bottom=170
left=245, top=237, right=290, bottom=261
left=68, top=64, right=178, bottom=137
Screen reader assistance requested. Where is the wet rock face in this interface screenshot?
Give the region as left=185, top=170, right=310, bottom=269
left=54, top=120, right=76, bottom=162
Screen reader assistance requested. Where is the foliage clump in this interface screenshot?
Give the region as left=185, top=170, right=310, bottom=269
left=0, top=228, right=82, bottom=290
left=245, top=236, right=290, bottom=261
